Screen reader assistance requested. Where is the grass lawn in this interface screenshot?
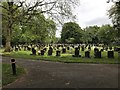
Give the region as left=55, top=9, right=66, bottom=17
left=2, top=63, right=25, bottom=86
left=1, top=48, right=120, bottom=64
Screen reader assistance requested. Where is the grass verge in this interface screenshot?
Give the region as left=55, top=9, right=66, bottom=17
left=2, top=63, right=25, bottom=86
left=1, top=50, right=120, bottom=64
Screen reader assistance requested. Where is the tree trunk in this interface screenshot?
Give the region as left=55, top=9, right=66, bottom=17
left=4, top=36, right=11, bottom=52
left=4, top=28, right=11, bottom=52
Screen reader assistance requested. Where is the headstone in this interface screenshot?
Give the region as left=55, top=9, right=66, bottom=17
left=38, top=50, right=41, bottom=55
left=56, top=50, right=60, bottom=56
left=105, top=47, right=108, bottom=51
left=85, top=51, right=90, bottom=58
left=67, top=47, right=70, bottom=50
left=72, top=47, right=81, bottom=57
left=15, top=46, right=18, bottom=51
left=31, top=47, right=36, bottom=55
left=41, top=50, right=44, bottom=55
left=27, top=46, right=31, bottom=51
left=108, top=51, right=114, bottom=58
left=48, top=48, right=53, bottom=56
left=62, top=47, right=66, bottom=53
left=118, top=51, right=120, bottom=59
left=94, top=47, right=99, bottom=52
left=81, top=46, right=84, bottom=51
left=94, top=51, right=101, bottom=58
left=94, top=47, right=101, bottom=58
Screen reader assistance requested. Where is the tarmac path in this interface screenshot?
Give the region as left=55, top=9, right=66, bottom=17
left=2, top=56, right=119, bottom=88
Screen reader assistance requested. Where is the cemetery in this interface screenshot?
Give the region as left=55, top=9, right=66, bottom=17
left=1, top=44, right=119, bottom=63
left=1, top=0, right=120, bottom=89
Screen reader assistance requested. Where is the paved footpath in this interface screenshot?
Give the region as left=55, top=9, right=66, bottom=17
left=2, top=57, right=119, bottom=88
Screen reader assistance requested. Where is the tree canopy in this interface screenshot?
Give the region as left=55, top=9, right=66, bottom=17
left=0, top=0, right=80, bottom=52
left=61, top=22, right=83, bottom=44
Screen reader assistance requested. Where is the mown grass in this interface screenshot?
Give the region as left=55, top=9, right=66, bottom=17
left=2, top=63, right=25, bottom=86
left=1, top=47, right=120, bottom=64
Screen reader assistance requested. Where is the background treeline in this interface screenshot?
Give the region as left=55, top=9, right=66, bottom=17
left=59, top=22, right=117, bottom=45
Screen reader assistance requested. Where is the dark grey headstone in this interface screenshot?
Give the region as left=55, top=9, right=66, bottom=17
left=108, top=51, right=114, bottom=58
left=41, top=50, right=44, bottom=55
left=56, top=50, right=61, bottom=56
left=72, top=47, right=81, bottom=57
left=85, top=51, right=90, bottom=58
left=62, top=47, right=66, bottom=53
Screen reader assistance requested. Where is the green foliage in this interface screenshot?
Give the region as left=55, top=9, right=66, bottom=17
left=61, top=22, right=83, bottom=44
left=108, top=1, right=120, bottom=44
left=83, top=25, right=100, bottom=44
left=97, top=24, right=115, bottom=45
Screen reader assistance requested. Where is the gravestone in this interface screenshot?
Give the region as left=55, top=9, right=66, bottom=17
left=118, top=51, right=120, bottom=59
left=72, top=47, right=81, bottom=57
left=105, top=47, right=108, bottom=51
left=94, top=51, right=101, bottom=58
left=27, top=45, right=31, bottom=51
left=41, top=50, right=44, bottom=55
left=67, top=47, right=70, bottom=50
left=94, top=47, right=99, bottom=52
left=56, top=50, right=61, bottom=56
left=15, top=46, right=18, bottom=51
left=108, top=51, right=114, bottom=58
left=38, top=50, right=41, bottom=55
left=94, top=48, right=101, bottom=58
left=62, top=47, right=66, bottom=53
left=85, top=51, right=90, bottom=58
left=48, top=47, right=53, bottom=56
left=31, top=47, right=36, bottom=55
left=81, top=46, right=84, bottom=51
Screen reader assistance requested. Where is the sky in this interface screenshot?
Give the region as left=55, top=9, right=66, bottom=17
left=56, top=0, right=114, bottom=37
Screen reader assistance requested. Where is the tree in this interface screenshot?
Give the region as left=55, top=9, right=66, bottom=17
left=97, top=24, right=115, bottom=45
left=108, top=1, right=120, bottom=44
left=83, top=25, right=100, bottom=44
left=0, top=0, right=79, bottom=52
left=61, top=22, right=83, bottom=44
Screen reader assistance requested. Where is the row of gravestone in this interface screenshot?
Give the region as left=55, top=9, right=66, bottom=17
left=73, top=47, right=115, bottom=58
left=30, top=46, right=115, bottom=58
left=12, top=44, right=120, bottom=54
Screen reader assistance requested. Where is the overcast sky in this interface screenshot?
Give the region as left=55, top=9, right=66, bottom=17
left=56, top=0, right=114, bottom=37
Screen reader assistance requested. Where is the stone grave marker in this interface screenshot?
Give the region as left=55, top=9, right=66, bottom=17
left=56, top=50, right=61, bottom=56
left=48, top=47, right=53, bottom=56
left=67, top=46, right=70, bottom=50
left=94, top=48, right=101, bottom=58
left=72, top=47, right=81, bottom=57
left=85, top=51, right=90, bottom=58
left=88, top=45, right=91, bottom=51
left=31, top=47, right=36, bottom=55
left=41, top=50, right=45, bottom=55
left=108, top=51, right=114, bottom=58
left=81, top=45, right=84, bottom=51
left=62, top=47, right=66, bottom=53
left=15, top=46, right=19, bottom=51
left=38, top=50, right=41, bottom=55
